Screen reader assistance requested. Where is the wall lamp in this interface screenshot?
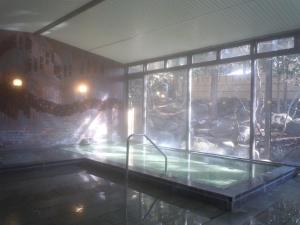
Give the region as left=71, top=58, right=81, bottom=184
left=11, top=78, right=23, bottom=88
left=76, top=83, right=89, bottom=94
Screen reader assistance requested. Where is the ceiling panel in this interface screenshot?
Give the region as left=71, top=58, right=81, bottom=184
left=45, top=0, right=254, bottom=60
left=3, top=0, right=300, bottom=63
left=0, top=0, right=90, bottom=32
left=89, top=0, right=300, bottom=63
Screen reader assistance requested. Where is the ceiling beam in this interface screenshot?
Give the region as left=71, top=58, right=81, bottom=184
left=34, top=0, right=106, bottom=35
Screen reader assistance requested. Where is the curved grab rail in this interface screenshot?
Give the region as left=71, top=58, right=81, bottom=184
left=125, top=134, right=168, bottom=182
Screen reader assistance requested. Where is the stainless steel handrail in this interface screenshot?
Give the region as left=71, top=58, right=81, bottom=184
left=125, top=134, right=168, bottom=182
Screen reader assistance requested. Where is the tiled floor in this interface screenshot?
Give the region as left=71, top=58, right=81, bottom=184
left=1, top=163, right=300, bottom=225
left=208, top=173, right=300, bottom=225
left=1, top=143, right=300, bottom=224
left=0, top=164, right=222, bottom=225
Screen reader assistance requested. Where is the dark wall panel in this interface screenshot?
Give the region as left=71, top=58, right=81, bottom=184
left=0, top=30, right=125, bottom=149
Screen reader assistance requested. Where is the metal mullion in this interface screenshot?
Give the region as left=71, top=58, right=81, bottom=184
left=163, top=59, right=167, bottom=69
left=264, top=59, right=273, bottom=160
left=125, top=71, right=129, bottom=139
left=295, top=33, right=300, bottom=50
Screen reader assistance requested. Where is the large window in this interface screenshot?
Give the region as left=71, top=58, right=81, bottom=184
left=128, top=78, right=144, bottom=135
left=190, top=66, right=216, bottom=152
left=126, top=35, right=300, bottom=165
left=145, top=70, right=188, bottom=149
left=255, top=55, right=300, bottom=164
left=190, top=61, right=251, bottom=158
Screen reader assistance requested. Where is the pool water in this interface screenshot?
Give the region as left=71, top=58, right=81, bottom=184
left=65, top=144, right=278, bottom=189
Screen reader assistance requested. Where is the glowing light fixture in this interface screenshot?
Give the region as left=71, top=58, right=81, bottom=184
left=77, top=83, right=89, bottom=94
left=73, top=205, right=84, bottom=214
left=12, top=78, right=23, bottom=87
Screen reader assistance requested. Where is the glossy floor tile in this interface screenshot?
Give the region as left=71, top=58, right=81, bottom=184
left=1, top=142, right=298, bottom=224
left=0, top=164, right=223, bottom=225
left=1, top=163, right=300, bottom=225
left=206, top=173, right=300, bottom=225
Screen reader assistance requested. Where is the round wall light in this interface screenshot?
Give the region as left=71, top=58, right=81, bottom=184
left=76, top=83, right=89, bottom=94
left=12, top=78, right=23, bottom=87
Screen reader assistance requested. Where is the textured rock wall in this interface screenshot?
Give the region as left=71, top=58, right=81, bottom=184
left=0, top=30, right=125, bottom=149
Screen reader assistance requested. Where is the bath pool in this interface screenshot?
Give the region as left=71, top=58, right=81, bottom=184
left=63, top=144, right=296, bottom=210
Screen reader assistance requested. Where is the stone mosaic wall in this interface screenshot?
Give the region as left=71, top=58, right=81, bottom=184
left=0, top=30, right=125, bottom=149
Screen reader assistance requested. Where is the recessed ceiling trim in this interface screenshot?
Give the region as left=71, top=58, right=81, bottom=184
left=34, top=0, right=106, bottom=35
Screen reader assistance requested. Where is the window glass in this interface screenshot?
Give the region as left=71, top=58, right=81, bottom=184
left=128, top=64, right=143, bottom=74
left=166, top=57, right=187, bottom=68
left=192, top=51, right=217, bottom=64
left=147, top=61, right=164, bottom=71
left=257, top=37, right=294, bottom=53
left=255, top=54, right=300, bottom=165
left=128, top=78, right=144, bottom=135
left=221, top=45, right=250, bottom=59
left=146, top=70, right=188, bottom=149
left=190, top=61, right=251, bottom=158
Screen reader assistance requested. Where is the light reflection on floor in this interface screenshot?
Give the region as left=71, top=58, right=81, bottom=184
left=0, top=165, right=220, bottom=225
left=1, top=145, right=300, bottom=224
left=1, top=163, right=300, bottom=225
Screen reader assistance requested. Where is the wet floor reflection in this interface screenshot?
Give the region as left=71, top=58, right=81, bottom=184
left=242, top=200, right=300, bottom=225
left=1, top=163, right=300, bottom=225
left=0, top=165, right=222, bottom=225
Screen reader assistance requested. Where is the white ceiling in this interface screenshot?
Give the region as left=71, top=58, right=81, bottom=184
left=1, top=0, right=300, bottom=63
left=0, top=0, right=90, bottom=32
